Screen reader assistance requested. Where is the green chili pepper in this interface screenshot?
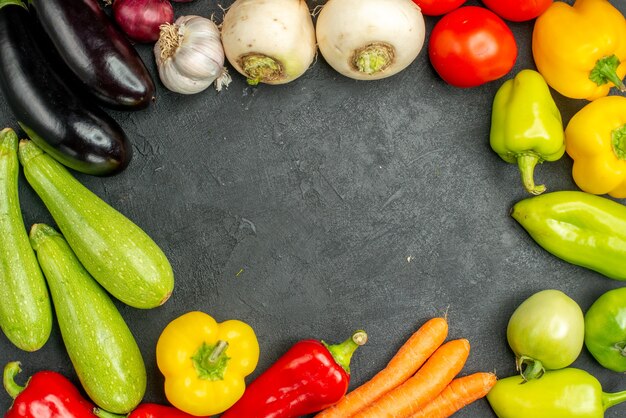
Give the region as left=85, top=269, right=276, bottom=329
left=511, top=191, right=626, bottom=280
left=490, top=69, right=565, bottom=195
left=486, top=368, right=626, bottom=418
left=585, top=287, right=626, bottom=372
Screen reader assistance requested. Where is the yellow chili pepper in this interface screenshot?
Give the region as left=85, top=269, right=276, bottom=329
left=532, top=0, right=626, bottom=101
left=156, top=311, right=259, bottom=416
left=565, top=96, right=626, bottom=198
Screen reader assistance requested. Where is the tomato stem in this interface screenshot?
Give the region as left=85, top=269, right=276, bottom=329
left=517, top=356, right=544, bottom=381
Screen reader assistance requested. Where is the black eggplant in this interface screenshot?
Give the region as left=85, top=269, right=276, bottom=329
left=0, top=1, right=132, bottom=176
left=29, top=0, right=155, bottom=110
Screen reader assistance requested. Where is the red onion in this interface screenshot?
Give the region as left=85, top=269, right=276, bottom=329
left=113, top=0, right=174, bottom=43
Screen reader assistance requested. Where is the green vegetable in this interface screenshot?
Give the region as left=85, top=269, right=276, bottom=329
left=506, top=289, right=584, bottom=380
left=486, top=368, right=626, bottom=418
left=585, top=287, right=626, bottom=372
left=490, top=69, right=565, bottom=195
left=30, top=223, right=146, bottom=413
left=0, top=128, right=52, bottom=351
left=512, top=190, right=626, bottom=280
left=18, top=139, right=174, bottom=309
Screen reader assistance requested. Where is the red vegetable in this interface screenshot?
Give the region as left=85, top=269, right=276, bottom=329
left=3, top=362, right=94, bottom=418
left=481, top=0, right=552, bottom=22
left=95, top=404, right=208, bottom=418
left=428, top=6, right=518, bottom=88
left=412, top=0, right=466, bottom=16
left=221, top=330, right=368, bottom=418
left=112, top=0, right=174, bottom=43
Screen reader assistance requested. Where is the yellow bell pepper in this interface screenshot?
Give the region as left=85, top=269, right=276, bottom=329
left=155, top=311, right=259, bottom=416
left=532, top=0, right=626, bottom=101
left=565, top=96, right=626, bottom=198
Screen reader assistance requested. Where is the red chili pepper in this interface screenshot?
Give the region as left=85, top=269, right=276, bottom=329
left=95, top=403, right=206, bottom=418
left=221, top=330, right=367, bottom=418
left=3, top=361, right=94, bottom=418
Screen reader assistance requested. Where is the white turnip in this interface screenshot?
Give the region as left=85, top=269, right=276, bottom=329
left=221, top=0, right=316, bottom=85
left=316, top=0, right=426, bottom=80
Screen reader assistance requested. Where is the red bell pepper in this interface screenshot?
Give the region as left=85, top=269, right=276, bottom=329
left=3, top=361, right=204, bottom=418
left=3, top=361, right=94, bottom=418
left=95, top=404, right=207, bottom=418
left=221, top=330, right=368, bottom=418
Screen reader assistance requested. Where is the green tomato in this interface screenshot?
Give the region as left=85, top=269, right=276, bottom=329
left=585, top=287, right=626, bottom=372
left=507, top=289, right=584, bottom=380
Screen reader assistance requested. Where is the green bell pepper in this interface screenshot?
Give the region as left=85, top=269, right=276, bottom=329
left=585, top=287, right=626, bottom=372
left=511, top=191, right=626, bottom=280
left=487, top=368, right=626, bottom=418
left=490, top=69, right=565, bottom=195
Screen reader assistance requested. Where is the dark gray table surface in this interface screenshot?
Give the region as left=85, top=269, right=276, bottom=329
left=2, top=0, right=626, bottom=416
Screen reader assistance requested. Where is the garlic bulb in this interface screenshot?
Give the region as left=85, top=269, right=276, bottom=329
left=154, top=15, right=231, bottom=94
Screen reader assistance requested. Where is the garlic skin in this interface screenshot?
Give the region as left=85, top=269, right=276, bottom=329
left=154, top=15, right=231, bottom=94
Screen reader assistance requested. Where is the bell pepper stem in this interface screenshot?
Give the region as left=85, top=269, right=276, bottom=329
left=323, top=330, right=368, bottom=375
left=612, top=124, right=626, bottom=161
left=590, top=55, right=626, bottom=92
left=3, top=362, right=25, bottom=399
left=192, top=340, right=230, bottom=381
left=0, top=0, right=27, bottom=11
left=209, top=340, right=229, bottom=363
left=517, top=154, right=546, bottom=195
left=603, top=390, right=626, bottom=411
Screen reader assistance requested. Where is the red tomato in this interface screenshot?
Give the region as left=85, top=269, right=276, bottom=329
left=412, top=0, right=467, bottom=16
left=482, top=0, right=552, bottom=22
left=428, top=6, right=518, bottom=88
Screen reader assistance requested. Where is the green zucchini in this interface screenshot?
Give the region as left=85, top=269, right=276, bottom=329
left=18, top=139, right=174, bottom=309
left=30, top=223, right=146, bottom=413
left=0, top=128, right=51, bottom=351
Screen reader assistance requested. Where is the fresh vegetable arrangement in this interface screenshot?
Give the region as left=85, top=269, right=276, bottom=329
left=30, top=223, right=146, bottom=413
left=506, top=290, right=584, bottom=380
left=156, top=311, right=259, bottom=416
left=565, top=96, right=626, bottom=198
left=113, top=0, right=174, bottom=43
left=487, top=368, right=626, bottom=418
left=154, top=15, right=230, bottom=94
left=511, top=191, right=626, bottom=281
left=223, top=329, right=366, bottom=417
left=19, top=140, right=174, bottom=309
left=428, top=6, right=518, bottom=88
left=2, top=0, right=626, bottom=417
left=29, top=0, right=156, bottom=110
left=315, top=0, right=425, bottom=81
left=584, top=288, right=626, bottom=373
left=316, top=317, right=495, bottom=418
left=0, top=0, right=132, bottom=176
left=490, top=69, right=564, bottom=195
left=221, top=0, right=316, bottom=85
left=0, top=129, right=51, bottom=352
left=532, top=0, right=626, bottom=100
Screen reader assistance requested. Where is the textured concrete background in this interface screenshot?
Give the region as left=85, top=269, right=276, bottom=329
left=2, top=0, right=626, bottom=416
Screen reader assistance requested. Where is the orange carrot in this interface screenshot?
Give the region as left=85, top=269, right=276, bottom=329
left=316, top=317, right=448, bottom=418
left=354, top=338, right=471, bottom=418
left=410, top=372, right=497, bottom=418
